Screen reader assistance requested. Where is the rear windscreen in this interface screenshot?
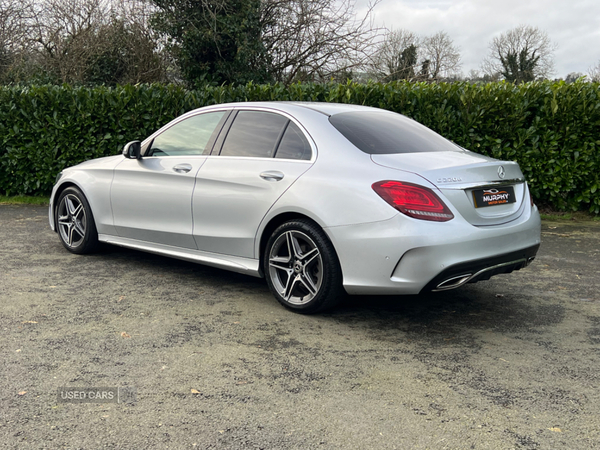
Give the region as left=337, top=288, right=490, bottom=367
left=329, top=111, right=461, bottom=154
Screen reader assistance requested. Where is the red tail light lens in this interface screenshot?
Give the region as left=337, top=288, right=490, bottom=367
left=372, top=181, right=454, bottom=222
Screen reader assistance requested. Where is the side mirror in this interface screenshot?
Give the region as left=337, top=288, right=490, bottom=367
left=122, top=141, right=141, bottom=159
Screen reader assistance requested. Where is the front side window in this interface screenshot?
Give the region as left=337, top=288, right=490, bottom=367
left=220, top=111, right=288, bottom=158
left=148, top=111, right=226, bottom=156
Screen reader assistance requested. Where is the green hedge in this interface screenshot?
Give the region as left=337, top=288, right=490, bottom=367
left=1, top=81, right=599, bottom=213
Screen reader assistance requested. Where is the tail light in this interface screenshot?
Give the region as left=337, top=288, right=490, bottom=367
left=372, top=181, right=454, bottom=222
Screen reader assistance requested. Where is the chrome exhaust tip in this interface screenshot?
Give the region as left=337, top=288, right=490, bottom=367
left=433, top=274, right=472, bottom=292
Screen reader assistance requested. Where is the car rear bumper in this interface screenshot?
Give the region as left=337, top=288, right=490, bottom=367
left=324, top=205, right=541, bottom=295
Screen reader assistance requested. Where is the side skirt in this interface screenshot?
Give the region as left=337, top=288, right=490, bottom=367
left=98, top=234, right=262, bottom=277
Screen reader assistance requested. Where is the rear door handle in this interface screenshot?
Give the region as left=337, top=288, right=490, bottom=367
left=260, top=171, right=285, bottom=182
left=173, top=163, right=193, bottom=173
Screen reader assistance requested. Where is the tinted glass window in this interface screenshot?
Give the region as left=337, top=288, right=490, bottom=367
left=149, top=111, right=226, bottom=156
left=329, top=111, right=461, bottom=154
left=275, top=122, right=311, bottom=160
left=220, top=111, right=288, bottom=158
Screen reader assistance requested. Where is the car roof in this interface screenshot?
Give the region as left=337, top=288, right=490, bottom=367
left=286, top=102, right=381, bottom=116
left=200, top=101, right=382, bottom=117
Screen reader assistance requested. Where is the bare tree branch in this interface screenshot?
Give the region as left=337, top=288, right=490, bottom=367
left=262, top=0, right=381, bottom=84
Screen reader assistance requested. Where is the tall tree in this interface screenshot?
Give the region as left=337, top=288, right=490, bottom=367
left=84, top=18, right=167, bottom=85
left=370, top=29, right=461, bottom=82
left=421, top=31, right=461, bottom=80
left=500, top=48, right=539, bottom=82
left=369, top=29, right=420, bottom=81
left=29, top=0, right=108, bottom=83
left=20, top=0, right=167, bottom=84
left=0, top=0, right=34, bottom=79
left=151, top=0, right=271, bottom=86
left=482, top=25, right=555, bottom=82
left=397, top=44, right=417, bottom=80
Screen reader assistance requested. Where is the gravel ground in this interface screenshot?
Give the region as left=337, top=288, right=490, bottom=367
left=1, top=205, right=599, bottom=449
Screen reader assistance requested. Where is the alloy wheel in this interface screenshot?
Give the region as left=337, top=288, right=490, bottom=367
left=268, top=230, right=324, bottom=305
left=57, top=194, right=87, bottom=248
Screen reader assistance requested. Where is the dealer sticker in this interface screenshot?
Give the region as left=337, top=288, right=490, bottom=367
left=472, top=186, right=516, bottom=208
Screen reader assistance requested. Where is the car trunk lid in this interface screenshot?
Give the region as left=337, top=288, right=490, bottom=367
left=371, top=151, right=528, bottom=226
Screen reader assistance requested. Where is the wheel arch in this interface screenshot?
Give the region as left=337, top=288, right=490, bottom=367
left=52, top=181, right=97, bottom=230
left=257, top=211, right=339, bottom=277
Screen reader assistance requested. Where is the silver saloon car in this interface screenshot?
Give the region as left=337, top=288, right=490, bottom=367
left=49, top=102, right=541, bottom=313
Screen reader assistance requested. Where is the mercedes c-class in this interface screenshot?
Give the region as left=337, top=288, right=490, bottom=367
left=49, top=102, right=541, bottom=313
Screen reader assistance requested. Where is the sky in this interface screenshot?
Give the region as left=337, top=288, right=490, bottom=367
left=357, top=0, right=600, bottom=78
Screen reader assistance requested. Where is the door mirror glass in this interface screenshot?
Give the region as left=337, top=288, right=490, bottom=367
left=122, top=141, right=141, bottom=159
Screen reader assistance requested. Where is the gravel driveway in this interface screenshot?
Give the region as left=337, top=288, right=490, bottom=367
left=1, top=205, right=599, bottom=449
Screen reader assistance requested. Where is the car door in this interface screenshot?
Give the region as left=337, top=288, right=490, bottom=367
left=111, top=111, right=228, bottom=249
left=192, top=109, right=315, bottom=258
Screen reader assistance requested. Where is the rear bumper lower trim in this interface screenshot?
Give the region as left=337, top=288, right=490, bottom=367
left=421, top=244, right=540, bottom=293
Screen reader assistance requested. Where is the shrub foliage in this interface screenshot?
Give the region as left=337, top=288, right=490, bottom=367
left=0, top=80, right=598, bottom=213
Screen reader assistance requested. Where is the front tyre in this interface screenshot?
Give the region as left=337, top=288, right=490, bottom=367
left=264, top=219, right=343, bottom=314
left=55, top=186, right=98, bottom=254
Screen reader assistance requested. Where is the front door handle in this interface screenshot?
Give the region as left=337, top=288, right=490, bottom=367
left=173, top=163, right=193, bottom=173
left=260, top=171, right=284, bottom=182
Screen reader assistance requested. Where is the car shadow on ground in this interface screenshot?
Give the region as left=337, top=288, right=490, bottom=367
left=333, top=288, right=562, bottom=338
left=95, top=241, right=562, bottom=343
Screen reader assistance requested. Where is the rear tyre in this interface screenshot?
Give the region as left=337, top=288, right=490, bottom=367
left=55, top=186, right=98, bottom=254
left=264, top=219, right=344, bottom=314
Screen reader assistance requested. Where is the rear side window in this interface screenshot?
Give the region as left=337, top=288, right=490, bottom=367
left=220, top=111, right=288, bottom=158
left=329, top=111, right=461, bottom=154
left=275, top=122, right=311, bottom=160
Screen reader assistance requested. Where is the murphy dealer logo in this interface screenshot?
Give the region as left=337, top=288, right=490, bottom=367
left=473, top=186, right=516, bottom=208
left=482, top=189, right=510, bottom=204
